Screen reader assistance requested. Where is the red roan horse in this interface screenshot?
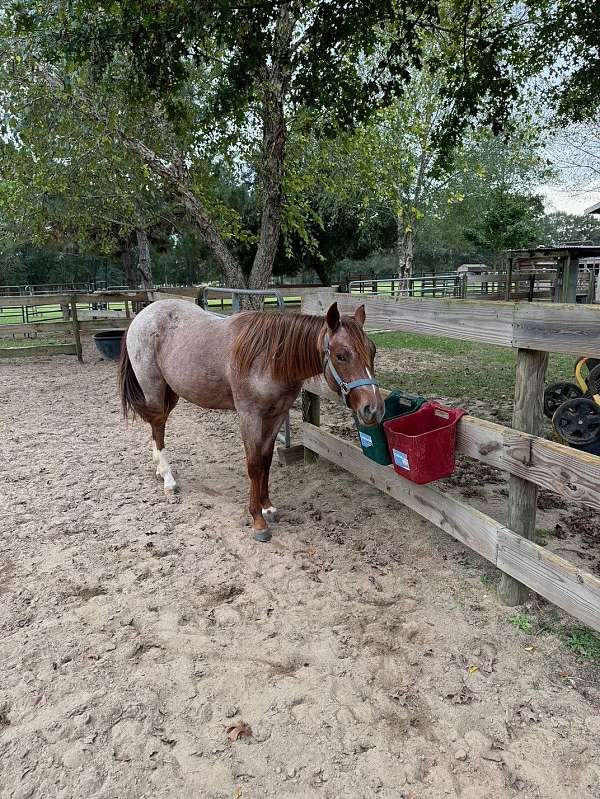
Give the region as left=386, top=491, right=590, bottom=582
left=119, top=299, right=384, bottom=541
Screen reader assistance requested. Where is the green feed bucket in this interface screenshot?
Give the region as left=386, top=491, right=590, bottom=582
left=354, top=390, right=426, bottom=465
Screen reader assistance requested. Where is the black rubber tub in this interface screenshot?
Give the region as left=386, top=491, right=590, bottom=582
left=93, top=329, right=125, bottom=361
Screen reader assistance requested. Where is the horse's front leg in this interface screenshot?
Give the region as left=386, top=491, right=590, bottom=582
left=240, top=412, right=286, bottom=542
left=259, top=424, right=283, bottom=525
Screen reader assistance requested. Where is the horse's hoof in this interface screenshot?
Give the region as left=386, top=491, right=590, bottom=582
left=262, top=507, right=279, bottom=524
left=164, top=486, right=180, bottom=502
left=253, top=529, right=272, bottom=543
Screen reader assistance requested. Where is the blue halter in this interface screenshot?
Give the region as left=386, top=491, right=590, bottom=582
left=322, top=333, right=379, bottom=405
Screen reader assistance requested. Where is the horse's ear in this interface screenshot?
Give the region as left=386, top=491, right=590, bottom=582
left=354, top=304, right=366, bottom=327
left=326, top=302, right=340, bottom=332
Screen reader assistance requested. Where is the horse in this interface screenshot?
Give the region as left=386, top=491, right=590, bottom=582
left=118, top=299, right=384, bottom=541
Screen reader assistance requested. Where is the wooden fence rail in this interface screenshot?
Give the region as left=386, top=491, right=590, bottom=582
left=0, top=291, right=149, bottom=308
left=301, top=291, right=600, bottom=357
left=301, top=291, right=600, bottom=631
left=0, top=290, right=146, bottom=359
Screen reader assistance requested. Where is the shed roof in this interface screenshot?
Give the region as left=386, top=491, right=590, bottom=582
left=584, top=201, right=600, bottom=216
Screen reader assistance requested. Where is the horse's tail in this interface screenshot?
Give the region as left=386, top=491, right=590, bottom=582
left=118, top=336, right=146, bottom=420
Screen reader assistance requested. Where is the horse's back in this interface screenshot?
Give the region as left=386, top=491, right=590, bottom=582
left=127, top=299, right=237, bottom=409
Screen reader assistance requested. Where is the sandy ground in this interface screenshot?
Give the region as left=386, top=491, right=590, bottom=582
left=1, top=340, right=600, bottom=799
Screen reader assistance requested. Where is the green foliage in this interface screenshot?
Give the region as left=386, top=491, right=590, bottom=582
left=539, top=212, right=600, bottom=246
left=507, top=611, right=600, bottom=663
left=509, top=613, right=534, bottom=633
left=463, top=189, right=544, bottom=257
left=13, top=0, right=531, bottom=141
left=563, top=628, right=600, bottom=662
left=1, top=0, right=597, bottom=289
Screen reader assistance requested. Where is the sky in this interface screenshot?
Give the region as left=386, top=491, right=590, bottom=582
left=539, top=185, right=600, bottom=216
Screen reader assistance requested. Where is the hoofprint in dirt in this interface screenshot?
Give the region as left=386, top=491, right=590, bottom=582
left=0, top=343, right=599, bottom=799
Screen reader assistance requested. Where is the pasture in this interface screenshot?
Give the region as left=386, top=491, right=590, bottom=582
left=1, top=336, right=599, bottom=799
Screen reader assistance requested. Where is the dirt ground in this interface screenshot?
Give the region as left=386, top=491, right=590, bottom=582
left=1, top=340, right=600, bottom=799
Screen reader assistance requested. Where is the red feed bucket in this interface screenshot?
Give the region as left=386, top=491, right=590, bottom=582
left=383, top=401, right=466, bottom=484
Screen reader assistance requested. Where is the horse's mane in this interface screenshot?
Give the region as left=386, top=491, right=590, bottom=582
left=233, top=311, right=370, bottom=383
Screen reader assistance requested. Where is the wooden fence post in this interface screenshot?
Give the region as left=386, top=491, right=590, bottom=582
left=498, top=348, right=548, bottom=605
left=70, top=294, right=83, bottom=363
left=302, top=390, right=320, bottom=464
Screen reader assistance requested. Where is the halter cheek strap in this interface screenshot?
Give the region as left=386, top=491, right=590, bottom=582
left=322, top=333, right=379, bottom=405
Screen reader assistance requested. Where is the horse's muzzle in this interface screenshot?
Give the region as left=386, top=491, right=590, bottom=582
left=357, top=402, right=384, bottom=427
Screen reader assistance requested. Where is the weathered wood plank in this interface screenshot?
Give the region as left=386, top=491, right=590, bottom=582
left=0, top=318, right=131, bottom=335
left=0, top=291, right=148, bottom=307
left=79, top=319, right=131, bottom=332
left=70, top=295, right=83, bottom=363
left=277, top=444, right=305, bottom=466
left=199, top=285, right=339, bottom=301
left=0, top=344, right=77, bottom=358
left=302, top=292, right=515, bottom=347
left=305, top=376, right=600, bottom=511
left=513, top=302, right=600, bottom=357
left=498, top=349, right=548, bottom=605
left=302, top=423, right=500, bottom=563
left=497, top=530, right=600, bottom=634
left=457, top=420, right=600, bottom=511
left=0, top=320, right=73, bottom=335
left=151, top=291, right=198, bottom=303
left=302, top=391, right=321, bottom=464
left=301, top=292, right=600, bottom=356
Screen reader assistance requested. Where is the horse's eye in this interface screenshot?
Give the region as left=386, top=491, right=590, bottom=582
left=336, top=352, right=347, bottom=362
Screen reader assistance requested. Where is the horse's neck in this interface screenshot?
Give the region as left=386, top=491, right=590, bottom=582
left=284, top=316, right=325, bottom=383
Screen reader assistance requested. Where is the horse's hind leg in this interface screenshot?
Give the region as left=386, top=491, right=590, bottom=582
left=138, top=377, right=179, bottom=496
left=124, top=326, right=179, bottom=496
left=151, top=413, right=178, bottom=496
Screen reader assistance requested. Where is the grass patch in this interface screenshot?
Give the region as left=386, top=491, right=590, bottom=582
left=0, top=336, right=62, bottom=348
left=509, top=612, right=535, bottom=633
left=372, top=331, right=575, bottom=407
left=508, top=613, right=600, bottom=663
left=562, top=628, right=600, bottom=661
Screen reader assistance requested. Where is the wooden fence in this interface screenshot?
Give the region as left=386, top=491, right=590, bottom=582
left=300, top=291, right=600, bottom=632
left=0, top=291, right=149, bottom=360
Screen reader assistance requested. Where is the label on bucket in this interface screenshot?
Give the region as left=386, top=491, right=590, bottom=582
left=393, top=449, right=410, bottom=470
left=359, top=432, right=373, bottom=448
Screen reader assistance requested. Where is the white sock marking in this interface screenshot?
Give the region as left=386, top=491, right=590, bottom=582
left=156, top=448, right=177, bottom=492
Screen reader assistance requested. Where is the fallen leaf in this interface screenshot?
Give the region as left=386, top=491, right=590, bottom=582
left=467, top=664, right=479, bottom=675
left=524, top=646, right=536, bottom=652
left=226, top=720, right=253, bottom=741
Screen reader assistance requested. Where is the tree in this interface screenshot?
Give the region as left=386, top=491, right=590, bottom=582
left=2, top=0, right=548, bottom=297
left=0, top=94, right=182, bottom=288
left=463, top=190, right=544, bottom=261
left=547, top=121, right=600, bottom=212
left=538, top=212, right=600, bottom=246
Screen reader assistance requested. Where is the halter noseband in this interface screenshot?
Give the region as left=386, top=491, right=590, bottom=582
left=322, top=332, right=379, bottom=406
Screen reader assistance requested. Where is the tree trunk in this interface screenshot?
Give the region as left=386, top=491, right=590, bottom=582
left=120, top=239, right=136, bottom=289
left=248, top=4, right=294, bottom=302
left=136, top=228, right=153, bottom=288
left=397, top=213, right=415, bottom=293
left=312, top=258, right=332, bottom=287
